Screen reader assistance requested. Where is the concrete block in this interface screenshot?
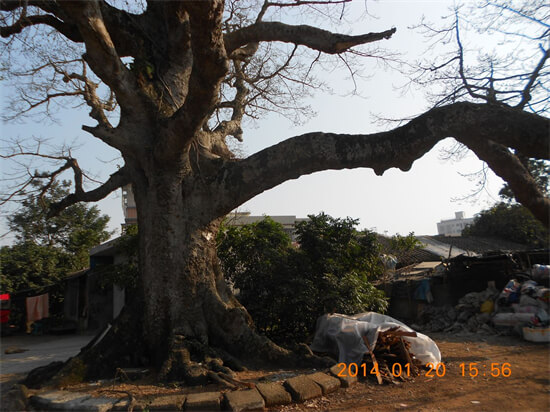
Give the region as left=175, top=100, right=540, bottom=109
left=184, top=391, right=221, bottom=411
left=30, top=390, right=116, bottom=412
left=329, top=364, right=358, bottom=388
left=30, top=391, right=91, bottom=410
left=148, top=394, right=186, bottom=411
left=283, top=375, right=322, bottom=402
left=308, top=372, right=340, bottom=395
left=224, top=389, right=265, bottom=411
left=256, top=382, right=292, bottom=406
left=73, top=396, right=116, bottom=412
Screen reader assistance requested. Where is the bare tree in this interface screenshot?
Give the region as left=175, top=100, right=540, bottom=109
left=409, top=0, right=549, bottom=204
left=1, top=0, right=548, bottom=381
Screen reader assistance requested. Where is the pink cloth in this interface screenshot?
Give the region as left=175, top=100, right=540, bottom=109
left=26, top=293, right=49, bottom=322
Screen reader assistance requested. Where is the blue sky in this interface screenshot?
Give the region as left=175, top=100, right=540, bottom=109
left=1, top=0, right=509, bottom=244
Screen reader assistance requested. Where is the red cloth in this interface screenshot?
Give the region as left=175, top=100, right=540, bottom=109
left=26, top=293, right=49, bottom=322
left=0, top=309, right=9, bottom=324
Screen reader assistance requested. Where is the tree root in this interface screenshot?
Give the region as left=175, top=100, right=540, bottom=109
left=25, top=301, right=334, bottom=388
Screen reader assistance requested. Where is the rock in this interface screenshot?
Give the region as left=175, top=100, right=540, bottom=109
left=148, top=394, right=186, bottom=411
left=3, top=384, right=30, bottom=411
left=256, top=382, right=292, bottom=406
left=4, top=346, right=28, bottom=354
left=184, top=392, right=221, bottom=411
left=475, top=313, right=491, bottom=324
left=224, top=389, right=265, bottom=411
left=307, top=372, right=340, bottom=395
left=22, top=361, right=65, bottom=389
left=329, top=364, right=357, bottom=388
left=283, top=375, right=322, bottom=402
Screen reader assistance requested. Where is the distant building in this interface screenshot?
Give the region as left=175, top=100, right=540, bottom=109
left=122, top=184, right=137, bottom=226
left=226, top=212, right=308, bottom=241
left=121, top=186, right=307, bottom=240
left=436, top=211, right=474, bottom=237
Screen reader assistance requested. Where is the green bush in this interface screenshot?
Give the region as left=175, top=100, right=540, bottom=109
left=463, top=202, right=548, bottom=248
left=217, top=213, right=388, bottom=344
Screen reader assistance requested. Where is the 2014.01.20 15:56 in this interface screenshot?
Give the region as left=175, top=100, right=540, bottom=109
left=335, top=362, right=512, bottom=378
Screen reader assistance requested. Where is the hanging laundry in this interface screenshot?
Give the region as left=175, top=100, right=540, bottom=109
left=26, top=293, right=49, bottom=322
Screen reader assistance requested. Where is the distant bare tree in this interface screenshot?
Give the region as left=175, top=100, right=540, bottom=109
left=409, top=0, right=549, bottom=205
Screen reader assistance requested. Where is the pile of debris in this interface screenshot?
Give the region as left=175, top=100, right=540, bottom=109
left=413, top=284, right=500, bottom=334
left=412, top=265, right=550, bottom=339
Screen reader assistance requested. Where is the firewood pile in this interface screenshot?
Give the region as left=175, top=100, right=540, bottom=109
left=362, top=327, right=423, bottom=384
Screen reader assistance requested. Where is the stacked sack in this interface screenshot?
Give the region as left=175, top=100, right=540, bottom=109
left=493, top=277, right=550, bottom=335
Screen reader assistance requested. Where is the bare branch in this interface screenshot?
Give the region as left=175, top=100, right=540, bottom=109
left=225, top=22, right=396, bottom=56
left=214, top=102, right=549, bottom=224
left=517, top=46, right=550, bottom=109
left=56, top=2, right=141, bottom=110
left=255, top=0, right=351, bottom=23
left=454, top=12, right=487, bottom=102
left=0, top=12, right=80, bottom=40
left=48, top=166, right=130, bottom=217
left=167, top=0, right=228, bottom=161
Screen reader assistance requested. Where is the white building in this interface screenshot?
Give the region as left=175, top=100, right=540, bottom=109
left=436, top=211, right=474, bottom=237
left=226, top=212, right=308, bottom=241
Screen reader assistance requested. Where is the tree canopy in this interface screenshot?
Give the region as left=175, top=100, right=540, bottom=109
left=1, top=180, right=111, bottom=293
left=463, top=202, right=549, bottom=248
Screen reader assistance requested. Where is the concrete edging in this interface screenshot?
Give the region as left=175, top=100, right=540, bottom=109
left=23, top=370, right=355, bottom=411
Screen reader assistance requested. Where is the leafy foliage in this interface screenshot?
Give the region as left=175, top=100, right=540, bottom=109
left=499, top=159, right=549, bottom=201
left=8, top=180, right=112, bottom=270
left=1, top=181, right=111, bottom=293
left=217, top=214, right=388, bottom=344
left=463, top=202, right=549, bottom=248
left=0, top=242, right=70, bottom=293
left=464, top=159, right=549, bottom=248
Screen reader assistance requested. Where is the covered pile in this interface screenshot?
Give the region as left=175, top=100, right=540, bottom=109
left=310, top=312, right=441, bottom=384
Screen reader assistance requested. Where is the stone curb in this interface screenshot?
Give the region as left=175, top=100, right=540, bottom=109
left=24, top=369, right=356, bottom=411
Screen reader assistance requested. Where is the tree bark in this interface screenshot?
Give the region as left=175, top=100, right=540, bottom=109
left=113, top=170, right=303, bottom=382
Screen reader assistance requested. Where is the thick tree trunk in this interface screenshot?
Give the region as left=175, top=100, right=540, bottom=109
left=123, top=173, right=311, bottom=382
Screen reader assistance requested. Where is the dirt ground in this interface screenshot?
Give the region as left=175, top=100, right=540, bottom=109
left=272, top=333, right=550, bottom=412
left=17, top=332, right=550, bottom=411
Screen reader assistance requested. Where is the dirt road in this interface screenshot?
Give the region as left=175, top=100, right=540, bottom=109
left=274, top=333, right=550, bottom=411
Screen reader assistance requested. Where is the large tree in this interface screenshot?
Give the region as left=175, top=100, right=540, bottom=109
left=1, top=0, right=548, bottom=381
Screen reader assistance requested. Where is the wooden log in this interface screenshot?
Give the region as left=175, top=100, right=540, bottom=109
left=362, top=335, right=383, bottom=385
left=397, top=337, right=418, bottom=376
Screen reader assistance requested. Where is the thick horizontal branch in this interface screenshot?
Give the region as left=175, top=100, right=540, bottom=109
left=48, top=166, right=130, bottom=217
left=0, top=13, right=81, bottom=40
left=215, top=102, right=549, bottom=221
left=225, top=21, right=396, bottom=55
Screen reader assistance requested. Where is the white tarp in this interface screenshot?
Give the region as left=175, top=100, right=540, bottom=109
left=310, top=312, right=441, bottom=365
